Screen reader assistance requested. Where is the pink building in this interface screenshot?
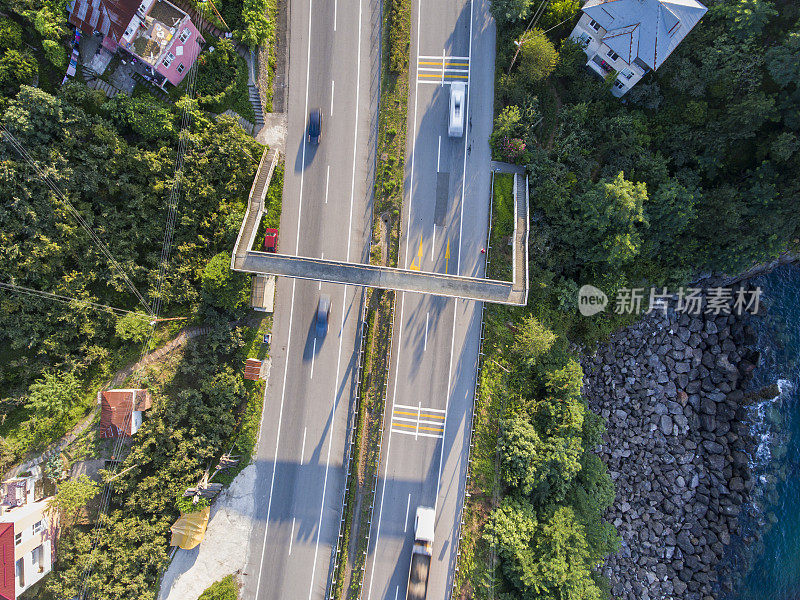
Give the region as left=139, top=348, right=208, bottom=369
left=69, top=0, right=204, bottom=87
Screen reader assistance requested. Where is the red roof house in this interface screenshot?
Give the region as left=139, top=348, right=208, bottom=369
left=98, top=389, right=152, bottom=438
left=68, top=0, right=139, bottom=50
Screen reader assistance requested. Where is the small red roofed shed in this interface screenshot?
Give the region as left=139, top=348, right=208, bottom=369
left=244, top=358, right=262, bottom=381
left=99, top=389, right=152, bottom=438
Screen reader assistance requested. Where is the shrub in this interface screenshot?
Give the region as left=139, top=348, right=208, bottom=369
left=42, top=38, right=66, bottom=68
left=0, top=49, right=38, bottom=95
left=199, top=575, right=238, bottom=600
left=239, top=0, right=271, bottom=47
left=518, top=28, right=559, bottom=83
left=0, top=19, right=22, bottom=50
left=201, top=252, right=250, bottom=313
left=196, top=39, right=239, bottom=97
left=176, top=492, right=211, bottom=514
left=115, top=312, right=153, bottom=344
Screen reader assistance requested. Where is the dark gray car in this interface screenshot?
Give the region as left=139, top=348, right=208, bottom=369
left=316, top=294, right=331, bottom=337
left=308, top=108, right=322, bottom=144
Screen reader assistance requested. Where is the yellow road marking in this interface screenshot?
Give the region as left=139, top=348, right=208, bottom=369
left=392, top=422, right=444, bottom=433
left=445, top=239, right=450, bottom=274
left=418, top=61, right=469, bottom=66
left=409, top=235, right=422, bottom=271
left=394, top=410, right=445, bottom=420
left=418, top=73, right=469, bottom=79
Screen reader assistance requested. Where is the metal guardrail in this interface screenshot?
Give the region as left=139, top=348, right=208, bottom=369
left=356, top=294, right=396, bottom=600
left=448, top=171, right=496, bottom=599
left=326, top=294, right=370, bottom=600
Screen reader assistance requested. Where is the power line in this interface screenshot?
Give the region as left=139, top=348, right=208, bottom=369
left=0, top=124, right=155, bottom=317
left=75, top=42, right=203, bottom=600
left=0, top=281, right=150, bottom=320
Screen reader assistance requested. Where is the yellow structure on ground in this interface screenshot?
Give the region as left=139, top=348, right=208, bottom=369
left=169, top=506, right=210, bottom=549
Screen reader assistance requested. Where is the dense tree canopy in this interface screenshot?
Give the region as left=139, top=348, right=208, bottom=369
left=479, top=309, right=619, bottom=599
left=493, top=0, right=799, bottom=306
left=45, top=339, right=250, bottom=599
left=46, top=474, right=99, bottom=532
left=0, top=85, right=261, bottom=395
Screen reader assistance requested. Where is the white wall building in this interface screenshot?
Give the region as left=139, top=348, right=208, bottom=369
left=569, top=0, right=708, bottom=97
left=0, top=474, right=57, bottom=599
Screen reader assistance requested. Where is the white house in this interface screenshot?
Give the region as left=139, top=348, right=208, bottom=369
left=569, top=0, right=708, bottom=97
left=0, top=473, right=57, bottom=599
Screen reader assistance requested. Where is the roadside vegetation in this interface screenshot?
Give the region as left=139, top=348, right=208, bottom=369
left=332, top=0, right=412, bottom=597
left=199, top=573, right=239, bottom=600
left=0, top=70, right=276, bottom=596
left=188, top=0, right=276, bottom=48
left=193, top=37, right=256, bottom=122
left=457, top=0, right=800, bottom=598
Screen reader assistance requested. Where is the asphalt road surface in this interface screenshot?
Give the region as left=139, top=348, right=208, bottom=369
left=362, top=0, right=496, bottom=597
left=240, top=0, right=380, bottom=597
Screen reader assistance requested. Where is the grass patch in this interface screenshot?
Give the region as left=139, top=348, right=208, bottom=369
left=373, top=0, right=412, bottom=264
left=199, top=574, right=239, bottom=600
left=260, top=0, right=278, bottom=112
left=487, top=173, right=514, bottom=281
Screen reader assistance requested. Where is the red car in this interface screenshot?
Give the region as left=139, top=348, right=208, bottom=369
left=264, top=229, right=279, bottom=252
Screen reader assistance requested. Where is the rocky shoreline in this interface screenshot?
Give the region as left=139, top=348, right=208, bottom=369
left=583, top=304, right=765, bottom=600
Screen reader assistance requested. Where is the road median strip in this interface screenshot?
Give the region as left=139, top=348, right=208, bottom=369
left=329, top=0, right=413, bottom=597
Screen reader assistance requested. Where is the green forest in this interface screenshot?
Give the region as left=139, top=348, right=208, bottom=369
left=0, top=84, right=260, bottom=391
left=0, top=0, right=281, bottom=593
left=457, top=0, right=800, bottom=599
left=493, top=0, right=799, bottom=299
left=0, top=73, right=266, bottom=600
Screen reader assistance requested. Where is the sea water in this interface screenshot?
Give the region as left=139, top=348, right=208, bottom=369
left=725, top=264, right=800, bottom=600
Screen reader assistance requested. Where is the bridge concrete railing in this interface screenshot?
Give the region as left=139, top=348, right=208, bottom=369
left=231, top=147, right=279, bottom=271
left=235, top=252, right=526, bottom=305
left=230, top=163, right=529, bottom=306
left=512, top=171, right=530, bottom=305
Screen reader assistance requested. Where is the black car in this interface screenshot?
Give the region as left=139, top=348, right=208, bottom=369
left=316, top=294, right=331, bottom=337
left=308, top=108, right=323, bottom=144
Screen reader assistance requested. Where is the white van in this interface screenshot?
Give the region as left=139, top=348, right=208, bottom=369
left=448, top=82, right=465, bottom=137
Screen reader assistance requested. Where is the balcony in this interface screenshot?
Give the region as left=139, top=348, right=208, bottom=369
left=591, top=54, right=614, bottom=74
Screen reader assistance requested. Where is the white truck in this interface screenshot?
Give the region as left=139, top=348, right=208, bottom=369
left=448, top=83, right=465, bottom=137
left=406, top=507, right=435, bottom=600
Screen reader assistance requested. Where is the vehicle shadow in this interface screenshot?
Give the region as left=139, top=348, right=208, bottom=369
left=302, top=315, right=325, bottom=361
left=294, top=128, right=320, bottom=173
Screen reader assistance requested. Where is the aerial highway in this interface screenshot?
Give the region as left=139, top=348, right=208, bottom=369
left=240, top=0, right=379, bottom=597
left=363, top=0, right=496, bottom=597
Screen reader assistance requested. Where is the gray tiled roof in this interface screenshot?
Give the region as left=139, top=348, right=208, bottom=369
left=583, top=0, right=708, bottom=70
